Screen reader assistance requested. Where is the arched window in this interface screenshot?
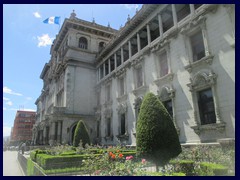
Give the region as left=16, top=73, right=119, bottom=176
left=99, top=42, right=105, bottom=52
left=79, top=37, right=88, bottom=49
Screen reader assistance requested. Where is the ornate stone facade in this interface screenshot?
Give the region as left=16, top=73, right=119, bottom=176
left=34, top=5, right=235, bottom=146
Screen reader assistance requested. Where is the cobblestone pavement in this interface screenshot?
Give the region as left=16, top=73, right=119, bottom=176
left=3, top=151, right=24, bottom=176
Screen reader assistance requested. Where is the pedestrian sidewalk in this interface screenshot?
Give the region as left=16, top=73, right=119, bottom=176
left=3, top=151, right=24, bottom=176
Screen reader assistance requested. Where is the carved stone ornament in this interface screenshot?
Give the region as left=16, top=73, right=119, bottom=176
left=158, top=85, right=175, bottom=101
left=117, top=103, right=128, bottom=114
left=180, top=15, right=206, bottom=35
left=104, top=108, right=112, bottom=118
left=184, top=55, right=214, bottom=73
left=134, top=96, right=143, bottom=110
left=132, top=85, right=148, bottom=97
left=191, top=122, right=226, bottom=135
left=131, top=56, right=144, bottom=68
left=115, top=68, right=126, bottom=78
left=187, top=70, right=217, bottom=91
left=154, top=73, right=174, bottom=87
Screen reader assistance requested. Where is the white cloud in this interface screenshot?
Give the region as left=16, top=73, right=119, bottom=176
left=3, top=86, right=23, bottom=96
left=37, top=34, right=53, bottom=47
left=121, top=4, right=139, bottom=10
left=3, top=126, right=12, bottom=137
left=6, top=101, right=13, bottom=106
left=33, top=11, right=41, bottom=18
left=26, top=97, right=32, bottom=101
left=9, top=108, right=18, bottom=111
left=3, top=97, right=9, bottom=101
left=23, top=108, right=36, bottom=111
left=3, top=107, right=6, bottom=110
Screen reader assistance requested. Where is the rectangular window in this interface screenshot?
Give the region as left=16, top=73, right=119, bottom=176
left=194, top=4, right=203, bottom=10
left=190, top=30, right=205, bottom=62
left=55, top=123, right=58, bottom=140
left=139, top=28, right=148, bottom=50
left=106, top=118, right=111, bottom=137
left=116, top=50, right=122, bottom=67
left=150, top=16, right=160, bottom=42
left=176, top=4, right=191, bottom=22
left=198, top=88, right=216, bottom=125
left=136, top=67, right=143, bottom=88
left=119, top=78, right=125, bottom=96
left=123, top=43, right=129, bottom=62
left=110, top=55, right=115, bottom=72
left=159, top=51, right=168, bottom=77
left=100, top=65, right=104, bottom=79
left=162, top=5, right=174, bottom=33
left=56, top=90, right=64, bottom=107
left=105, top=61, right=109, bottom=75
left=120, top=113, right=126, bottom=135
left=131, top=36, right=138, bottom=56
left=163, top=100, right=173, bottom=117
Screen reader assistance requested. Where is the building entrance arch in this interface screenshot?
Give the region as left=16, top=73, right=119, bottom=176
left=69, top=122, right=78, bottom=145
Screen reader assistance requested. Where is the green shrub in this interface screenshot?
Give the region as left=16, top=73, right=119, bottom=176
left=136, top=92, right=182, bottom=170
left=170, top=160, right=195, bottom=176
left=143, top=171, right=186, bottom=176
left=34, top=153, right=102, bottom=170
left=199, top=162, right=228, bottom=176
left=73, top=120, right=91, bottom=148
left=60, top=151, right=77, bottom=156
left=27, top=159, right=35, bottom=176
left=30, top=149, right=48, bottom=162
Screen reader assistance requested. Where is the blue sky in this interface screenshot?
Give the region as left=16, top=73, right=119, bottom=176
left=3, top=4, right=142, bottom=137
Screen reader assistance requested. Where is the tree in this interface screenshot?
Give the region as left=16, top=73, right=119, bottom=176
left=73, top=120, right=91, bottom=148
left=136, top=92, right=182, bottom=171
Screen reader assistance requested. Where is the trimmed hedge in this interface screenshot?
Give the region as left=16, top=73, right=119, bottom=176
left=199, top=162, right=228, bottom=176
left=73, top=120, right=90, bottom=147
left=35, top=153, right=102, bottom=170
left=30, top=148, right=137, bottom=170
left=136, top=93, right=181, bottom=167
left=143, top=171, right=186, bottom=176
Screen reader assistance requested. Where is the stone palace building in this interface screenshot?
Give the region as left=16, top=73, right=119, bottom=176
left=33, top=4, right=235, bottom=146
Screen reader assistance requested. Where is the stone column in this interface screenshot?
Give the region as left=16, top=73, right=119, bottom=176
left=57, top=121, right=62, bottom=144
left=55, top=122, right=58, bottom=141
left=121, top=47, right=124, bottom=64
left=128, top=41, right=132, bottom=58
left=103, top=62, right=106, bottom=76
left=190, top=4, right=195, bottom=16
left=166, top=44, right=171, bottom=74
left=200, top=23, right=210, bottom=56
left=114, top=53, right=117, bottom=69
left=98, top=68, right=100, bottom=81
left=137, top=33, right=141, bottom=52
left=108, top=59, right=111, bottom=73
left=147, top=24, right=151, bottom=45
left=190, top=91, right=200, bottom=126
left=172, top=4, right=178, bottom=27
left=211, top=86, right=222, bottom=124
left=43, top=127, right=46, bottom=145
left=158, top=13, right=163, bottom=38
left=50, top=122, right=55, bottom=143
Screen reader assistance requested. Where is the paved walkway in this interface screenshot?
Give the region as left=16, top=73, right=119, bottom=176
left=3, top=151, right=24, bottom=176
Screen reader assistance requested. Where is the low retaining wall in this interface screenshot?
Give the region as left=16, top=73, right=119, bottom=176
left=17, top=152, right=46, bottom=176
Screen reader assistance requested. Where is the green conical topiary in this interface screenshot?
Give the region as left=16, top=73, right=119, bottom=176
left=73, top=120, right=91, bottom=148
left=136, top=92, right=182, bottom=171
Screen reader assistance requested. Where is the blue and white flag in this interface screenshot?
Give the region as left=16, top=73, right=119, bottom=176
left=43, top=16, right=60, bottom=25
